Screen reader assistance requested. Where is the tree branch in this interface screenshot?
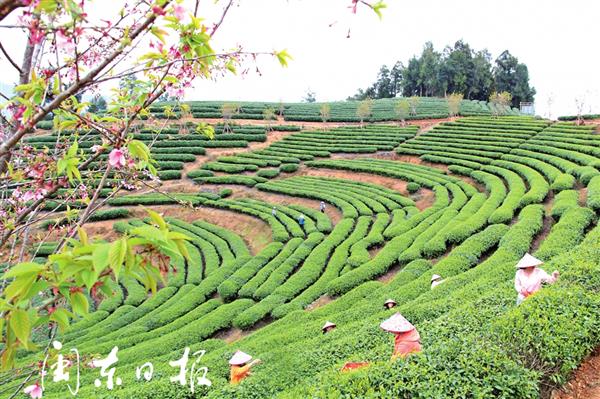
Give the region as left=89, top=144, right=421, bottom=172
left=210, top=0, right=234, bottom=37
left=0, top=40, right=21, bottom=74
left=0, top=0, right=173, bottom=160
left=0, top=0, right=26, bottom=22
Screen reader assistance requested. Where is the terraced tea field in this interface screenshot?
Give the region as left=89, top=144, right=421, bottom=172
left=6, top=112, right=600, bottom=399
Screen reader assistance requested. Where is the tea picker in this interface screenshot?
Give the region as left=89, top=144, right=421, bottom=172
left=229, top=350, right=261, bottom=384
left=380, top=312, right=422, bottom=359
left=514, top=253, right=559, bottom=305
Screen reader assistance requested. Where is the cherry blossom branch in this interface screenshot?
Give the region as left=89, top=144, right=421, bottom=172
left=92, top=51, right=263, bottom=85
left=0, top=149, right=106, bottom=246
left=0, top=1, right=173, bottom=162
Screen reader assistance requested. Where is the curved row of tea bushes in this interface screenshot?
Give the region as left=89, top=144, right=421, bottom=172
left=326, top=210, right=451, bottom=295
left=552, top=190, right=580, bottom=218
left=217, top=242, right=285, bottom=301
left=535, top=206, right=595, bottom=261
left=587, top=175, right=600, bottom=211
left=107, top=192, right=218, bottom=206
left=203, top=199, right=306, bottom=242
left=273, top=217, right=372, bottom=317
left=236, top=199, right=312, bottom=236
left=237, top=238, right=304, bottom=298
left=346, top=213, right=389, bottom=268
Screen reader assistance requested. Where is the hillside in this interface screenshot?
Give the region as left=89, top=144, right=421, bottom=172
left=5, top=109, right=600, bottom=399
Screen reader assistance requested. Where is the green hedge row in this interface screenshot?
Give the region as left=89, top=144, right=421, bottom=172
left=587, top=175, right=600, bottom=211
left=535, top=207, right=595, bottom=261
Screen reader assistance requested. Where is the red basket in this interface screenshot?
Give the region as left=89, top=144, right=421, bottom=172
left=340, top=361, right=370, bottom=372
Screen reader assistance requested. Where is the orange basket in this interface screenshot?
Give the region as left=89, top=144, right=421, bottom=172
left=340, top=361, right=370, bottom=372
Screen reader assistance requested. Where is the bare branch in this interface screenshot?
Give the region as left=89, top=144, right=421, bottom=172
left=210, top=0, right=234, bottom=37
left=0, top=40, right=21, bottom=73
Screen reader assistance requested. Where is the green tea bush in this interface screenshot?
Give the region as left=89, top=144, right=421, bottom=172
left=219, top=188, right=233, bottom=198
left=280, top=163, right=299, bottom=173
left=535, top=207, right=595, bottom=261
left=186, top=169, right=214, bottom=179
left=256, top=169, right=280, bottom=178
left=406, top=182, right=420, bottom=193
left=551, top=173, right=576, bottom=191
left=551, top=190, right=579, bottom=218
left=586, top=175, right=600, bottom=211
left=217, top=242, right=284, bottom=301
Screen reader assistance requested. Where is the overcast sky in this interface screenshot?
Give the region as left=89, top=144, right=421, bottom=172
left=1, top=0, right=599, bottom=118
left=195, top=0, right=600, bottom=118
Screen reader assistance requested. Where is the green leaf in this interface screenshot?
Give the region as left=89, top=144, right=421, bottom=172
left=3, top=275, right=36, bottom=301
left=128, top=140, right=151, bottom=162
left=372, top=1, right=387, bottom=19
left=78, top=228, right=89, bottom=246
left=9, top=309, right=31, bottom=348
left=274, top=49, right=292, bottom=67
left=175, top=240, right=190, bottom=260
left=3, top=262, right=44, bottom=279
left=99, top=280, right=113, bottom=296
left=80, top=269, right=99, bottom=291
left=50, top=308, right=71, bottom=332
left=67, top=141, right=79, bottom=157
left=166, top=231, right=191, bottom=241
left=145, top=208, right=166, bottom=230
left=108, top=238, right=127, bottom=279
left=70, top=292, right=89, bottom=316
left=93, top=243, right=111, bottom=272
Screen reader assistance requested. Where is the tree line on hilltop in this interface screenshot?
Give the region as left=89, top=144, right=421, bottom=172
left=349, top=40, right=536, bottom=108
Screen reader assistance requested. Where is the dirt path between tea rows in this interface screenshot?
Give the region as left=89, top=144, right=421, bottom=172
left=553, top=347, right=600, bottom=399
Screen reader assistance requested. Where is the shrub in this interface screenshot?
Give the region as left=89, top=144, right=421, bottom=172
left=587, top=175, right=600, bottom=211
left=406, top=182, right=420, bottom=193
left=552, top=190, right=579, bottom=218
left=219, top=188, right=233, bottom=198
left=280, top=163, right=299, bottom=173
left=40, top=208, right=130, bottom=229
left=157, top=170, right=182, bottom=180
left=551, top=173, right=575, bottom=192
left=187, top=169, right=214, bottom=179
left=535, top=207, right=595, bottom=261
left=217, top=242, right=284, bottom=301
left=35, top=120, right=53, bottom=130
left=256, top=169, right=280, bottom=178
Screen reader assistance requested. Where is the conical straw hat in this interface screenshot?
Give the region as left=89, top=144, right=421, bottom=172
left=431, top=274, right=442, bottom=282
left=380, top=312, right=415, bottom=333
left=229, top=350, right=252, bottom=365
left=516, top=253, right=543, bottom=269
left=322, top=321, right=336, bottom=330
left=384, top=299, right=397, bottom=306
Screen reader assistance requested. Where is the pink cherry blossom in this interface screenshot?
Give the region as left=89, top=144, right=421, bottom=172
left=22, top=191, right=36, bottom=202
left=166, top=85, right=184, bottom=98
left=56, top=30, right=76, bottom=53
left=152, top=6, right=166, bottom=15
left=13, top=105, right=26, bottom=121
left=24, top=383, right=43, bottom=399
left=108, top=148, right=126, bottom=168
left=173, top=5, right=186, bottom=21
left=28, top=24, right=44, bottom=45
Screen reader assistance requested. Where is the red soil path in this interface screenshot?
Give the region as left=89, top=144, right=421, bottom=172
left=553, top=347, right=600, bottom=399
